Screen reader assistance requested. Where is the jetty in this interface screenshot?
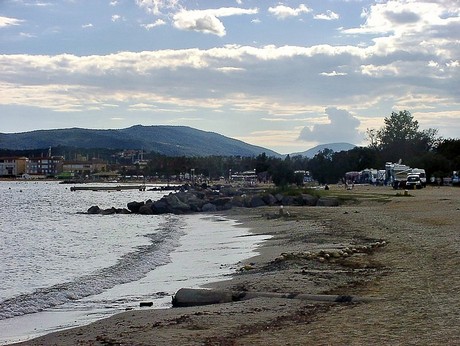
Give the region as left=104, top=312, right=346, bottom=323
left=70, top=184, right=183, bottom=192
left=70, top=185, right=146, bottom=192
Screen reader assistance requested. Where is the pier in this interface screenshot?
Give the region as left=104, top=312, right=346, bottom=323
left=69, top=184, right=183, bottom=192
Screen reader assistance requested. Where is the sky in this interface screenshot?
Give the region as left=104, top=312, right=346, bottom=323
left=0, top=0, right=459, bottom=154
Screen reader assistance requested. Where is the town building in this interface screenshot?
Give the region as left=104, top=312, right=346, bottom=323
left=0, top=157, right=28, bottom=177
left=27, top=156, right=64, bottom=177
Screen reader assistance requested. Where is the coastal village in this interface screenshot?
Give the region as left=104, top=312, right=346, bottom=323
left=0, top=149, right=147, bottom=181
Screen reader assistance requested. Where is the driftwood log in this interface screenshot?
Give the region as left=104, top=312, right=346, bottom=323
left=172, top=288, right=381, bottom=307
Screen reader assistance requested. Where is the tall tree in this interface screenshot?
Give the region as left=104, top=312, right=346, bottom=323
left=374, top=110, right=439, bottom=163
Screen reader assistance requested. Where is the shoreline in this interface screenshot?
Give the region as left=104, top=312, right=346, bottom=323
left=10, top=185, right=460, bottom=345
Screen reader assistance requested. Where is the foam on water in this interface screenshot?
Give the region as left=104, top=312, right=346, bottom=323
left=0, top=215, right=185, bottom=320
left=0, top=182, right=270, bottom=344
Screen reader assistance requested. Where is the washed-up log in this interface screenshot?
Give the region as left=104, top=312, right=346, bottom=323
left=172, top=288, right=234, bottom=307
left=172, top=288, right=381, bottom=307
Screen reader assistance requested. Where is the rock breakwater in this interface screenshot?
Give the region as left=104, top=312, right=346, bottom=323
left=87, top=185, right=340, bottom=215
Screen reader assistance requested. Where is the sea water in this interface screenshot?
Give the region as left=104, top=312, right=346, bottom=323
left=0, top=181, right=269, bottom=344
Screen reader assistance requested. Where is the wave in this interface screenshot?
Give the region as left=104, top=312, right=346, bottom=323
left=0, top=215, right=186, bottom=320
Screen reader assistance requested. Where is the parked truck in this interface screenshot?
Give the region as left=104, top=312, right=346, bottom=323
left=385, top=162, right=426, bottom=189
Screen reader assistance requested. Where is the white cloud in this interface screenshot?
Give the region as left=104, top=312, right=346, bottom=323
left=173, top=10, right=226, bottom=36
left=0, top=16, right=24, bottom=28
left=343, top=1, right=460, bottom=35
left=320, top=70, right=347, bottom=76
left=314, top=10, right=339, bottom=21
left=141, top=19, right=166, bottom=30
left=268, top=4, right=311, bottom=20
left=82, top=23, right=93, bottom=29
left=298, top=107, right=363, bottom=144
left=172, top=7, right=258, bottom=36
left=135, top=0, right=180, bottom=15
left=111, top=14, right=122, bottom=22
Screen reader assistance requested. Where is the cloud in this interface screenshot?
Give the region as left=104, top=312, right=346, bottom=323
left=298, top=107, right=363, bottom=144
left=82, top=23, right=93, bottom=29
left=172, top=7, right=258, bottom=36
left=0, top=16, right=24, bottom=28
left=320, top=71, right=347, bottom=77
left=141, top=19, right=166, bottom=30
left=268, top=4, right=311, bottom=20
left=135, top=0, right=180, bottom=15
left=111, top=14, right=122, bottom=22
left=314, top=10, right=339, bottom=21
left=343, top=0, right=459, bottom=35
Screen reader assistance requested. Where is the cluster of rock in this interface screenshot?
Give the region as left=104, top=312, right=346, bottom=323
left=273, top=240, right=387, bottom=264
left=87, top=185, right=340, bottom=215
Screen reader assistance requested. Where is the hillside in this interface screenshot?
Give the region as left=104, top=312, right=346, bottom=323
left=0, top=125, right=280, bottom=157
left=292, top=142, right=356, bottom=158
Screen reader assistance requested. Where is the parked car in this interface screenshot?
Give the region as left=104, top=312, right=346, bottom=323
left=406, top=174, right=422, bottom=189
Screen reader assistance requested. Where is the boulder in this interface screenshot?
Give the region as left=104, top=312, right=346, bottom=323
left=139, top=204, right=154, bottom=215
left=101, top=207, right=117, bottom=215
left=248, top=195, right=266, bottom=208
left=262, top=193, right=277, bottom=206
left=211, top=197, right=232, bottom=207
left=281, top=195, right=295, bottom=206
left=164, top=194, right=191, bottom=214
left=127, top=201, right=144, bottom=213
left=274, top=193, right=284, bottom=203
left=117, top=208, right=131, bottom=214
left=151, top=199, right=170, bottom=214
left=301, top=194, right=318, bottom=206
left=87, top=205, right=101, bottom=214
left=231, top=195, right=244, bottom=207
left=202, top=203, right=217, bottom=212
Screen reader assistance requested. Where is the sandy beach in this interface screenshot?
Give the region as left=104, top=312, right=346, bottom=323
left=11, top=185, right=460, bottom=345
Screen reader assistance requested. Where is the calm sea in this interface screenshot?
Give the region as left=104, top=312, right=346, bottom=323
left=0, top=181, right=268, bottom=344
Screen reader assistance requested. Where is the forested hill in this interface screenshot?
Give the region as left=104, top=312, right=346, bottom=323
left=0, top=125, right=281, bottom=157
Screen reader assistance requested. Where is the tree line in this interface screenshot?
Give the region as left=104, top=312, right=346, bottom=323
left=2, top=111, right=458, bottom=185
left=142, top=111, right=459, bottom=185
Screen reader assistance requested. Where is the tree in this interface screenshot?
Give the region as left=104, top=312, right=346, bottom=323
left=270, top=156, right=296, bottom=187
left=373, top=110, right=439, bottom=162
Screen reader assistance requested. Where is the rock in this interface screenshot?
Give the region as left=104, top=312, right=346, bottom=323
left=249, top=195, right=266, bottom=208
left=164, top=194, right=191, bottom=214
left=274, top=193, right=284, bottom=203
left=101, top=207, right=117, bottom=215
left=231, top=195, right=244, bottom=207
left=301, top=194, right=318, bottom=206
left=151, top=199, right=170, bottom=214
left=281, top=195, right=295, bottom=206
left=118, top=208, right=131, bottom=214
left=139, top=204, right=154, bottom=215
left=127, top=201, right=144, bottom=213
left=262, top=193, right=277, bottom=206
left=211, top=197, right=232, bottom=207
left=202, top=203, right=217, bottom=212
left=87, top=205, right=101, bottom=214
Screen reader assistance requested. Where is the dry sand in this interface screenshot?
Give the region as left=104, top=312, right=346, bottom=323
left=12, top=185, right=460, bottom=345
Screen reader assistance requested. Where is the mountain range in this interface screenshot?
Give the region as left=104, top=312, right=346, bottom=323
left=0, top=125, right=355, bottom=158
left=292, top=143, right=356, bottom=158
left=0, top=125, right=281, bottom=157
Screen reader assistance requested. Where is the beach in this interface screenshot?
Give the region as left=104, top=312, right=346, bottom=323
left=12, top=185, right=460, bottom=345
